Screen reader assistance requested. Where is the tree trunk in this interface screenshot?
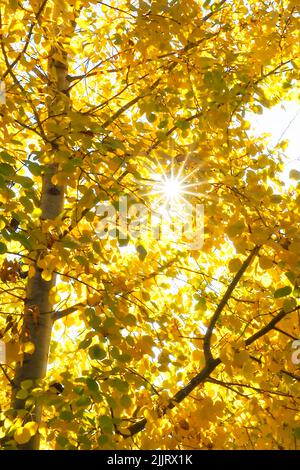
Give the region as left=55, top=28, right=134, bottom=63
left=12, top=46, right=69, bottom=450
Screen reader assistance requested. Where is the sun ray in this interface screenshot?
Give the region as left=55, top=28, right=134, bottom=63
left=136, top=151, right=206, bottom=222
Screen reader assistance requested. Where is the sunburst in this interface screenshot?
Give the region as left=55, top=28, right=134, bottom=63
left=133, top=152, right=205, bottom=247
left=141, top=153, right=204, bottom=215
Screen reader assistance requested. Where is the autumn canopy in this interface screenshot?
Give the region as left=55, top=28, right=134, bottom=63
left=0, top=0, right=300, bottom=450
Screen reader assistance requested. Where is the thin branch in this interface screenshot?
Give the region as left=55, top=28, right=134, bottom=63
left=53, top=270, right=104, bottom=294
left=245, top=306, right=300, bottom=346
left=207, top=377, right=249, bottom=398
left=1, top=0, right=48, bottom=80
left=201, top=0, right=227, bottom=23
left=274, top=326, right=298, bottom=341
left=0, top=364, right=16, bottom=388
left=207, top=377, right=295, bottom=398
left=102, top=77, right=162, bottom=129
left=96, top=1, right=136, bottom=18
left=281, top=370, right=300, bottom=382
left=125, top=368, right=160, bottom=396
left=203, top=245, right=260, bottom=363
left=147, top=112, right=202, bottom=153
left=125, top=359, right=220, bottom=437
left=0, top=30, right=48, bottom=141
left=124, top=295, right=299, bottom=438
left=52, top=302, right=85, bottom=321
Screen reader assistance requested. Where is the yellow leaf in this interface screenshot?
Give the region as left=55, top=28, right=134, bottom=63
left=233, top=350, right=249, bottom=368
left=38, top=423, right=47, bottom=438
left=23, top=342, right=35, bottom=355
left=24, top=421, right=38, bottom=436
left=289, top=240, right=300, bottom=254
left=259, top=256, right=273, bottom=270
left=191, top=349, right=203, bottom=361
left=5, top=341, right=22, bottom=365
left=228, top=258, right=242, bottom=273
left=28, top=265, right=36, bottom=278
left=227, top=220, right=245, bottom=238
left=32, top=208, right=42, bottom=218
left=220, top=344, right=234, bottom=365
left=41, top=269, right=52, bottom=281
left=14, top=426, right=32, bottom=445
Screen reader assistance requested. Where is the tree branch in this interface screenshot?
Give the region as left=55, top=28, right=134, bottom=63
left=207, top=377, right=295, bottom=398
left=203, top=245, right=260, bottom=363
left=52, top=302, right=85, bottom=322
left=1, top=0, right=48, bottom=80
left=124, top=292, right=298, bottom=439
left=245, top=305, right=300, bottom=347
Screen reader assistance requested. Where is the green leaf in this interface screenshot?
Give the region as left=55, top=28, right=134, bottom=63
left=75, top=395, right=91, bottom=407
left=104, top=137, right=125, bottom=151
left=112, top=378, right=129, bottom=393
left=283, top=297, right=297, bottom=313
left=158, top=119, right=168, bottom=129
left=62, top=238, right=79, bottom=249
left=274, top=286, right=292, bottom=298
left=88, top=344, right=106, bottom=361
left=14, top=175, right=34, bottom=188
left=98, top=415, right=114, bottom=433
left=285, top=271, right=296, bottom=283
left=97, top=435, right=109, bottom=445
left=60, top=410, right=73, bottom=421
left=78, top=337, right=92, bottom=350
left=147, top=112, right=156, bottom=123
left=27, top=162, right=43, bottom=176
left=118, top=236, right=129, bottom=247
left=0, top=163, right=14, bottom=177
left=11, top=232, right=32, bottom=250
left=73, top=386, right=84, bottom=396
left=103, top=317, right=115, bottom=329
left=136, top=244, right=147, bottom=261
left=293, top=427, right=300, bottom=439
left=120, top=395, right=131, bottom=408
left=175, top=119, right=190, bottom=130
left=86, top=378, right=99, bottom=393
left=113, top=33, right=122, bottom=45
left=111, top=346, right=121, bottom=360
left=253, top=104, right=263, bottom=114
left=15, top=389, right=29, bottom=400
left=293, top=286, right=300, bottom=298
left=117, top=353, right=131, bottom=363
left=21, top=379, right=33, bottom=389
left=0, top=151, right=14, bottom=163
left=89, top=316, right=102, bottom=331
left=20, top=196, right=34, bottom=212
left=56, top=435, right=69, bottom=448
left=0, top=242, right=7, bottom=254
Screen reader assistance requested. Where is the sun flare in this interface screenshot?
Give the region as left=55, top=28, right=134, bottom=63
left=140, top=154, right=203, bottom=212
left=161, top=177, right=183, bottom=201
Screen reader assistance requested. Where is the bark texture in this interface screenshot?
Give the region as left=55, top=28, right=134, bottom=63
left=12, top=45, right=69, bottom=450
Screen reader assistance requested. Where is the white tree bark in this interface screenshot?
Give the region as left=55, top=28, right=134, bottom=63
left=12, top=47, right=69, bottom=450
